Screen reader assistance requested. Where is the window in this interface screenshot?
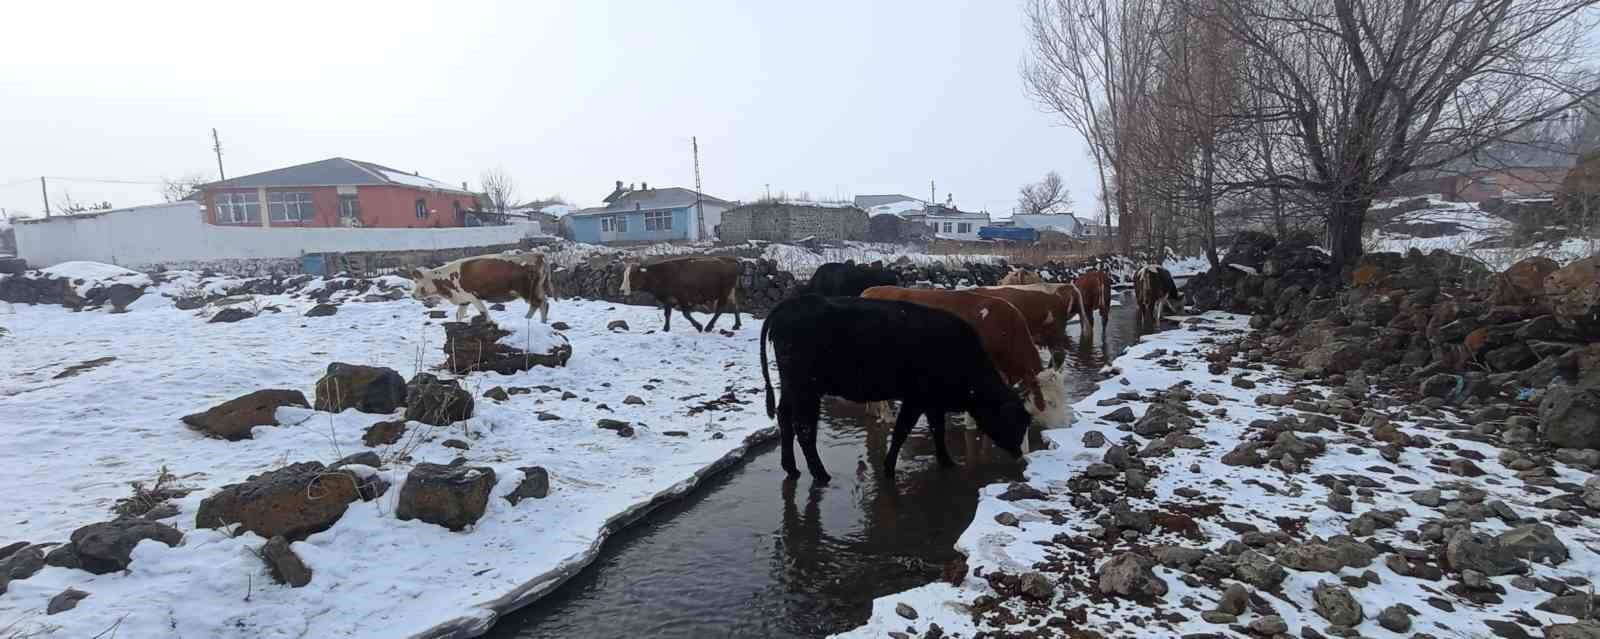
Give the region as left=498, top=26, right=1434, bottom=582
left=601, top=215, right=628, bottom=233
left=267, top=191, right=314, bottom=222
left=214, top=192, right=260, bottom=224
left=942, top=222, right=953, bottom=233
left=339, top=195, right=360, bottom=220
left=957, top=223, right=972, bottom=233
left=644, top=210, right=672, bottom=231
left=415, top=199, right=428, bottom=219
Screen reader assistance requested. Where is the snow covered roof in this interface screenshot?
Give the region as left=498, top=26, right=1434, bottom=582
left=201, top=158, right=474, bottom=194
left=866, top=200, right=926, bottom=217
left=570, top=187, right=731, bottom=217
left=1010, top=214, right=1083, bottom=233
left=854, top=194, right=923, bottom=209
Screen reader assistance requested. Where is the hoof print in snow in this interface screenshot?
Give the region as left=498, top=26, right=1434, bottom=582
left=46, top=588, right=89, bottom=614
left=195, top=462, right=359, bottom=541
left=396, top=463, right=496, bottom=531
left=597, top=419, right=635, bottom=438
left=607, top=320, right=629, bottom=332
left=363, top=420, right=408, bottom=447
left=442, top=317, right=571, bottom=374
left=304, top=303, right=338, bottom=317
left=44, top=518, right=182, bottom=575
left=314, top=363, right=406, bottom=414
left=181, top=389, right=309, bottom=441
left=404, top=373, right=475, bottom=427
left=262, top=536, right=313, bottom=587
left=483, top=386, right=510, bottom=402
left=209, top=308, right=254, bottom=323
left=504, top=466, right=550, bottom=506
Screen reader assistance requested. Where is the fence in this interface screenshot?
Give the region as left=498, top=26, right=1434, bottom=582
left=14, top=201, right=547, bottom=271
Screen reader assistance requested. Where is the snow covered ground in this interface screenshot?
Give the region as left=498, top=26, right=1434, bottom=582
left=838, top=312, right=1598, bottom=638
left=1367, top=195, right=1596, bottom=269
left=0, top=287, right=775, bottom=638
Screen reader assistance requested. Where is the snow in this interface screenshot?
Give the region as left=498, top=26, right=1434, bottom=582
left=39, top=261, right=154, bottom=296
left=837, top=312, right=1600, bottom=638
left=867, top=200, right=926, bottom=217
left=539, top=204, right=571, bottom=217
left=378, top=169, right=462, bottom=192
left=0, top=293, right=775, bottom=638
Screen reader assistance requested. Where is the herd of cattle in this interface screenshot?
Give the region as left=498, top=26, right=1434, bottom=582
left=406, top=252, right=1184, bottom=482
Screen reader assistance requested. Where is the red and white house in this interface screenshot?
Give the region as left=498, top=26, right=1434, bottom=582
left=198, top=158, right=480, bottom=229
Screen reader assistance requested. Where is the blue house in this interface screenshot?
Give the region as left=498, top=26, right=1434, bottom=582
left=567, top=181, right=733, bottom=244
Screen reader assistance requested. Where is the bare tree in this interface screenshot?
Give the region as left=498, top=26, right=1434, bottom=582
left=53, top=192, right=113, bottom=215
left=478, top=167, right=517, bottom=219
left=161, top=173, right=210, bottom=202
left=1017, top=171, right=1075, bottom=215
left=1203, top=0, right=1599, bottom=265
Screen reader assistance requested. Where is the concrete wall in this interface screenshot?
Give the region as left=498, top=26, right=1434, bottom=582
left=718, top=204, right=869, bottom=243
left=15, top=201, right=542, bottom=269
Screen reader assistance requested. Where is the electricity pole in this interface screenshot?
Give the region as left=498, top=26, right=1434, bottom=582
left=212, top=128, right=226, bottom=180
left=41, top=177, right=50, bottom=218
left=692, top=136, right=705, bottom=241
left=929, top=180, right=935, bottom=205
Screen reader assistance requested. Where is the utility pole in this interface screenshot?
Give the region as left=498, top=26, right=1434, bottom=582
left=692, top=136, right=705, bottom=241
left=929, top=180, right=935, bottom=206
left=40, top=177, right=50, bottom=218
left=212, top=128, right=226, bottom=180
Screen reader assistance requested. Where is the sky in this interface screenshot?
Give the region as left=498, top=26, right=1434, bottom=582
left=0, top=0, right=1096, bottom=220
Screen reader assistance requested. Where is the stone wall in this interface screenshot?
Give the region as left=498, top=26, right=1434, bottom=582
left=718, top=204, right=869, bottom=244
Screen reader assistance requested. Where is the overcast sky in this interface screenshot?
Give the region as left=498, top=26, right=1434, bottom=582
left=0, top=0, right=1095, bottom=220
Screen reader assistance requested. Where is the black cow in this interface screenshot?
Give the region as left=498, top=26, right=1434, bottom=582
left=759, top=294, right=1030, bottom=482
left=802, top=261, right=900, bottom=297
left=1134, top=264, right=1183, bottom=331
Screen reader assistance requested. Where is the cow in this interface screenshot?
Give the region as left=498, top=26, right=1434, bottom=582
left=972, top=286, right=1071, bottom=361
left=620, top=255, right=742, bottom=332
left=1066, top=271, right=1114, bottom=340
left=998, top=267, right=1043, bottom=285
left=860, top=286, right=1067, bottom=426
left=803, top=260, right=900, bottom=297
left=759, top=294, right=1031, bottom=481
left=1135, top=264, right=1183, bottom=332
left=408, top=253, right=553, bottom=322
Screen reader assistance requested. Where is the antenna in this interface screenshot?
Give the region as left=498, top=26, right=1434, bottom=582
left=693, top=136, right=705, bottom=241
left=212, top=128, right=226, bottom=180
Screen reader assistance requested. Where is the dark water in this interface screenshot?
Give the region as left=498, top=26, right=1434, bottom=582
left=486, top=300, right=1144, bottom=639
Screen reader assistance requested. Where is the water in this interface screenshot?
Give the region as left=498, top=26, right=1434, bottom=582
left=486, top=301, right=1143, bottom=639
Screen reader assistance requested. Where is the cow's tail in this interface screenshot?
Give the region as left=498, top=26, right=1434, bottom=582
left=761, top=311, right=776, bottom=419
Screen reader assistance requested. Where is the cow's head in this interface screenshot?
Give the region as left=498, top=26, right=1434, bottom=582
left=407, top=269, right=438, bottom=300
left=970, top=392, right=1031, bottom=459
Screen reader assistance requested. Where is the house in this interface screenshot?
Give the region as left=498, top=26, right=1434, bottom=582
left=854, top=194, right=927, bottom=219
left=718, top=202, right=868, bottom=243
left=198, top=158, right=479, bottom=229
left=923, top=205, right=990, bottom=241
left=566, top=181, right=731, bottom=244
left=1009, top=214, right=1084, bottom=237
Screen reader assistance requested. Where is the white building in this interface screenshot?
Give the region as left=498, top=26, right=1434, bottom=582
left=924, top=205, right=990, bottom=241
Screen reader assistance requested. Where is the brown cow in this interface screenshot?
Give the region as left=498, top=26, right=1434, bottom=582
left=860, top=286, right=1066, bottom=424
left=408, top=253, right=553, bottom=322
left=621, top=255, right=742, bottom=332
left=972, top=286, right=1070, bottom=358
left=1066, top=271, right=1114, bottom=339
left=998, top=267, right=1043, bottom=285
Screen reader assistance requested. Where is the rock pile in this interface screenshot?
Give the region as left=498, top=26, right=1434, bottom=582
left=441, top=316, right=571, bottom=374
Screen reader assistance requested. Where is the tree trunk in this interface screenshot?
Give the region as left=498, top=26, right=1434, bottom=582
left=1327, top=198, right=1370, bottom=266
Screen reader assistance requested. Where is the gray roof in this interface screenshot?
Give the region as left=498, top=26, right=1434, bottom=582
left=202, top=157, right=472, bottom=193
left=1011, top=214, right=1082, bottom=232
left=853, top=194, right=923, bottom=209
left=571, top=187, right=731, bottom=217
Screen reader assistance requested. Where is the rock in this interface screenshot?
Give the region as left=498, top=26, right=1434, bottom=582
left=0, top=545, right=45, bottom=593
left=994, top=512, right=1020, bottom=527
left=1249, top=615, right=1288, bottom=635
left=504, top=466, right=550, bottom=505
left=1544, top=255, right=1600, bottom=336
left=304, top=303, right=338, bottom=317
left=1277, top=542, right=1345, bottom=572
left=607, top=319, right=629, bottom=331
left=209, top=307, right=254, bottom=323
left=1082, top=430, right=1106, bottom=448
left=1313, top=582, right=1363, bottom=626
left=332, top=451, right=382, bottom=469
left=181, top=389, right=309, bottom=441
left=1200, top=611, right=1237, bottom=624
left=404, top=373, right=474, bottom=426
left=1217, top=582, right=1249, bottom=615
left=195, top=462, right=360, bottom=540
left=363, top=420, right=407, bottom=446
left=596, top=419, right=635, bottom=438
left=1327, top=493, right=1353, bottom=513
left=1152, top=545, right=1208, bottom=569
left=442, top=317, right=572, bottom=374
left=550, top=321, right=570, bottom=330
left=46, top=588, right=89, bottom=614
left=44, top=518, right=182, bottom=574
left=1446, top=529, right=1527, bottom=576
left=1411, top=488, right=1443, bottom=508
left=441, top=438, right=469, bottom=450
left=1020, top=571, right=1053, bottom=601
left=1540, top=386, right=1600, bottom=450
left=483, top=387, right=510, bottom=402
left=1221, top=441, right=1266, bottom=467
left=1548, top=623, right=1600, bottom=639
left=395, top=463, right=496, bottom=531
left=1125, top=469, right=1149, bottom=492
left=1302, top=340, right=1366, bottom=374
left=104, top=283, right=143, bottom=312
left=1233, top=550, right=1286, bottom=589
left=1421, top=373, right=1462, bottom=399
left=261, top=536, right=312, bottom=587
left=1377, top=604, right=1412, bottom=632
left=1104, top=407, right=1136, bottom=423
left=997, top=482, right=1048, bottom=501
left=1486, top=342, right=1538, bottom=372
left=1134, top=404, right=1182, bottom=437
left=1538, top=594, right=1600, bottom=617
left=1498, top=524, right=1568, bottom=566
left=314, top=363, right=406, bottom=414
left=623, top=395, right=646, bottom=406
left=1097, top=552, right=1167, bottom=599
left=1084, top=463, right=1118, bottom=479
left=895, top=602, right=918, bottom=620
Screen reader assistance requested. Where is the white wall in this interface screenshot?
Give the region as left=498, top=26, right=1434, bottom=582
left=15, top=201, right=545, bottom=269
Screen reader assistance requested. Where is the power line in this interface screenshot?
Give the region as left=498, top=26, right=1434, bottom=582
left=43, top=176, right=167, bottom=185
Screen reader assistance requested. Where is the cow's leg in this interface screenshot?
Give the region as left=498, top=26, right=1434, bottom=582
left=1155, top=296, right=1166, bottom=328
left=777, top=395, right=799, bottom=477
left=680, top=306, right=705, bottom=332
left=927, top=409, right=957, bottom=468
left=884, top=400, right=922, bottom=476
left=662, top=304, right=672, bottom=332
left=539, top=297, right=550, bottom=323
left=729, top=289, right=742, bottom=330
left=455, top=303, right=469, bottom=321
left=794, top=397, right=829, bottom=482
left=705, top=298, right=723, bottom=332
left=472, top=298, right=491, bottom=320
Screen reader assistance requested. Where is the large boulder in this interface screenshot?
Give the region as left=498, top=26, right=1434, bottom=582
left=1302, top=340, right=1367, bottom=374
left=441, top=316, right=572, bottom=375
left=1540, top=385, right=1600, bottom=449
left=404, top=373, right=475, bottom=427
left=195, top=461, right=361, bottom=540
left=1545, top=255, right=1600, bottom=337
left=1492, top=256, right=1560, bottom=306
left=104, top=283, right=144, bottom=313
left=1096, top=552, right=1167, bottom=599
left=1498, top=523, right=1568, bottom=566
left=1445, top=529, right=1526, bottom=576
left=314, top=363, right=406, bottom=414
left=42, top=518, right=182, bottom=575
left=181, top=389, right=309, bottom=441
left=0, top=545, right=46, bottom=594
left=1313, top=582, right=1364, bottom=627
left=395, top=463, right=496, bottom=531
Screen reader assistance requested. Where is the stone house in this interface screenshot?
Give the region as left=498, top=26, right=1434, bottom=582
left=717, top=202, right=869, bottom=243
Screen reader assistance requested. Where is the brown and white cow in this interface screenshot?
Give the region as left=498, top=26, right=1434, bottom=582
left=408, top=253, right=553, bottom=322
left=972, top=286, right=1071, bottom=358
left=620, top=255, right=742, bottom=332
left=860, top=286, right=1067, bottom=425
left=999, top=270, right=1113, bottom=340
left=1134, top=264, right=1183, bottom=332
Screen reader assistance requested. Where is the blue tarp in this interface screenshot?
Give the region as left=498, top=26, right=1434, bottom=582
left=978, top=226, right=1038, bottom=242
